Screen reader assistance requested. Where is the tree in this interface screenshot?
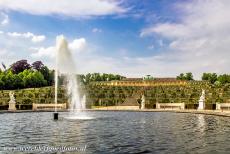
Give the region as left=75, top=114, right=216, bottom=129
left=177, top=72, right=193, bottom=80
left=214, top=81, right=221, bottom=87
left=11, top=60, right=31, bottom=74
left=33, top=71, right=47, bottom=87
left=4, top=70, right=15, bottom=89
left=13, top=74, right=24, bottom=89
left=217, top=74, right=230, bottom=85
left=0, top=72, right=5, bottom=89
left=176, top=73, right=185, bottom=80
left=32, top=61, right=44, bottom=71
left=185, top=72, right=193, bottom=80
left=202, top=73, right=217, bottom=84
left=40, top=66, right=53, bottom=85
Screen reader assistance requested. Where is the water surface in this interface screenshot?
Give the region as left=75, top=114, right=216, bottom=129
left=0, top=111, right=230, bottom=153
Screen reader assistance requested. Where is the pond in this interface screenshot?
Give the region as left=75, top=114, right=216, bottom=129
left=0, top=111, right=230, bottom=153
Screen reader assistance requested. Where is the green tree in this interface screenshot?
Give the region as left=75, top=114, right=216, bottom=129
left=217, top=74, right=230, bottom=84
left=13, top=74, right=24, bottom=89
left=177, top=72, right=193, bottom=80
left=177, top=73, right=185, bottom=80
left=185, top=72, right=193, bottom=80
left=0, top=72, right=5, bottom=89
left=40, top=66, right=53, bottom=85
left=33, top=71, right=47, bottom=87
left=5, top=70, right=15, bottom=89
left=202, top=73, right=217, bottom=84
left=214, top=81, right=221, bottom=87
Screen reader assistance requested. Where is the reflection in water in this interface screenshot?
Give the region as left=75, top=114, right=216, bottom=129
left=197, top=114, right=205, bottom=134
left=0, top=112, right=230, bottom=153
left=65, top=111, right=94, bottom=120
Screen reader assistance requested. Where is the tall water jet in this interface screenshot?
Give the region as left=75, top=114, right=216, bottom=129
left=54, top=35, right=91, bottom=120
left=54, top=38, right=60, bottom=120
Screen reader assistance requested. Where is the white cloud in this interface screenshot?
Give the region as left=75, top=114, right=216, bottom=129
left=69, top=38, right=86, bottom=51
left=92, top=28, right=102, bottom=33
left=7, top=32, right=46, bottom=43
left=0, top=12, right=9, bottom=25
left=0, top=48, right=7, bottom=56
left=0, top=0, right=126, bottom=17
left=0, top=48, right=14, bottom=59
left=30, top=46, right=55, bottom=58
left=31, top=37, right=87, bottom=58
left=139, top=0, right=230, bottom=79
left=10, top=0, right=230, bottom=79
left=31, top=35, right=46, bottom=43
left=140, top=23, right=189, bottom=38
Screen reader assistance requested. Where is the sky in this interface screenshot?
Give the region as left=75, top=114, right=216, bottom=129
left=0, top=0, right=229, bottom=79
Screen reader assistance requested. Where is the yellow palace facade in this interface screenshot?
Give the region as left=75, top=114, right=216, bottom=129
left=91, top=78, right=188, bottom=87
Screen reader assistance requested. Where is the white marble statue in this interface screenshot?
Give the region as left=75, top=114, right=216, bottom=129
left=9, top=91, right=15, bottom=103
left=141, top=95, right=145, bottom=109
left=198, top=89, right=205, bottom=110
left=8, top=91, right=16, bottom=110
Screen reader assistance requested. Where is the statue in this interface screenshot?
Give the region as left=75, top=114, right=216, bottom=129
left=198, top=89, right=205, bottom=110
left=141, top=95, right=145, bottom=109
left=9, top=91, right=15, bottom=102
left=8, top=91, right=16, bottom=111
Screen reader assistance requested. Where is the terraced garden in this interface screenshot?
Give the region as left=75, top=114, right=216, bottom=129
left=0, top=81, right=230, bottom=110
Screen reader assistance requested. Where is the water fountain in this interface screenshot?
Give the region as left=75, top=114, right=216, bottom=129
left=54, top=35, right=92, bottom=120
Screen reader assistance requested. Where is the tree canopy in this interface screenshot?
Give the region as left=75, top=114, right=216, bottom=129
left=176, top=72, right=194, bottom=81
left=10, top=60, right=31, bottom=74
left=202, top=73, right=230, bottom=85
left=0, top=60, right=54, bottom=90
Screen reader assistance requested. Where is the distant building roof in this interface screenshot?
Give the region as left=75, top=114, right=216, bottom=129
left=154, top=78, right=177, bottom=82
left=122, top=77, right=177, bottom=82
left=122, top=78, right=142, bottom=81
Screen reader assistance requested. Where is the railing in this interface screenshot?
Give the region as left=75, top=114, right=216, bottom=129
left=216, top=103, right=230, bottom=110
left=156, top=103, right=185, bottom=110
left=32, top=103, right=66, bottom=110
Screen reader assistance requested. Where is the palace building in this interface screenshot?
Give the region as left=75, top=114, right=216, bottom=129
left=91, top=77, right=188, bottom=87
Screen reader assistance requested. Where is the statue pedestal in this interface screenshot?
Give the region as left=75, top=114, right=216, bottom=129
left=141, top=102, right=145, bottom=109
left=216, top=102, right=221, bottom=110
left=8, top=102, right=16, bottom=111
left=156, top=103, right=160, bottom=109
left=198, top=100, right=205, bottom=110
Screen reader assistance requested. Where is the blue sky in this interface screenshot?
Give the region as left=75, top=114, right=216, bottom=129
left=0, top=0, right=230, bottom=79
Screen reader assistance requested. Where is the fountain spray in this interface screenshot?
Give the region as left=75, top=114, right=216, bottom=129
left=54, top=37, right=59, bottom=120
left=53, top=35, right=87, bottom=120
